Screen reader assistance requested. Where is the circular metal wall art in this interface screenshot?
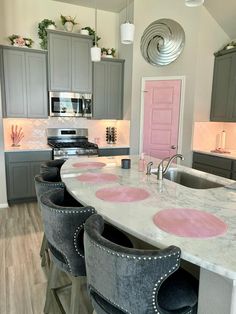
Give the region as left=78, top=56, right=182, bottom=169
left=140, top=19, right=185, bottom=66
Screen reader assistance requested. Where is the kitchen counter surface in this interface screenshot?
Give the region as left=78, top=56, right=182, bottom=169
left=61, top=155, right=236, bottom=280
left=4, top=143, right=52, bottom=152
left=193, top=149, right=236, bottom=160
left=98, top=143, right=130, bottom=149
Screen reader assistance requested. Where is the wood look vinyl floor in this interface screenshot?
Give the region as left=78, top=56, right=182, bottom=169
left=0, top=202, right=48, bottom=314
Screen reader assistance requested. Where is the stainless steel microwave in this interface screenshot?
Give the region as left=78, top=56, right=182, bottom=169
left=49, top=92, right=92, bottom=118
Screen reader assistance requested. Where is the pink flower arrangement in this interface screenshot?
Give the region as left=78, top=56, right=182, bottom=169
left=8, top=34, right=33, bottom=48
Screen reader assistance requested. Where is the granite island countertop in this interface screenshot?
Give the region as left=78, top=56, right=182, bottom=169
left=61, top=155, right=236, bottom=281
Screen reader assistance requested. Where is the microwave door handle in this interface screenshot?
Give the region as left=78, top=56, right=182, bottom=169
left=82, top=97, right=85, bottom=116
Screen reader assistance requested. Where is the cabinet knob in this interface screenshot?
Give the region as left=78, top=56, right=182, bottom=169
left=171, top=145, right=177, bottom=149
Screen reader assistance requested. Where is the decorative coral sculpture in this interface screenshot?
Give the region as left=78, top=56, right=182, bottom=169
left=11, top=125, right=24, bottom=147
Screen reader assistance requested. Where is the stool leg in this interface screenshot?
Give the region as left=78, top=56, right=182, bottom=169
left=69, top=276, right=93, bottom=314
left=44, top=261, right=63, bottom=314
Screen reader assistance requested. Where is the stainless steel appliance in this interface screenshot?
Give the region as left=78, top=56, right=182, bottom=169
left=47, top=128, right=98, bottom=159
left=49, top=92, right=92, bottom=118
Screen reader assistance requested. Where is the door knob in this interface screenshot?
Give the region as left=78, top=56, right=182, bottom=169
left=171, top=145, right=177, bottom=149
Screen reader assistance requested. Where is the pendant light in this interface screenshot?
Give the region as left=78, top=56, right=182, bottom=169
left=185, top=0, right=204, bottom=7
left=120, top=0, right=135, bottom=44
left=91, top=0, right=101, bottom=62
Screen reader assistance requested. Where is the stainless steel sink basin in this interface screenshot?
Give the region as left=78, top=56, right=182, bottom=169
left=153, top=168, right=224, bottom=189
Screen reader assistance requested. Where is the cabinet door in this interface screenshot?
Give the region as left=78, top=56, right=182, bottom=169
left=228, top=54, right=236, bottom=121
left=93, top=59, right=124, bottom=119
left=48, top=33, right=72, bottom=91
left=71, top=37, right=92, bottom=93
left=3, top=49, right=27, bottom=117
left=6, top=162, right=31, bottom=200
left=30, top=161, right=43, bottom=197
left=25, top=52, right=48, bottom=118
left=107, top=61, right=124, bottom=119
left=210, top=54, right=233, bottom=121
left=93, top=61, right=108, bottom=119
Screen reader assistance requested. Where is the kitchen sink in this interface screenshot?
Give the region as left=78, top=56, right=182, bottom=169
left=153, top=168, right=224, bottom=189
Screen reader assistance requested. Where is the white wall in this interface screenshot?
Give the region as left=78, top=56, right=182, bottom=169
left=129, top=0, right=229, bottom=166
left=0, top=0, right=119, bottom=50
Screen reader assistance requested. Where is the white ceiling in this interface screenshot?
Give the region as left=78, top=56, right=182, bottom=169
left=204, top=0, right=236, bottom=39
left=53, top=0, right=127, bottom=13
left=54, top=0, right=236, bottom=39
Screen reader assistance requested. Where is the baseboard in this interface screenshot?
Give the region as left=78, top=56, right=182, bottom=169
left=0, top=203, right=9, bottom=209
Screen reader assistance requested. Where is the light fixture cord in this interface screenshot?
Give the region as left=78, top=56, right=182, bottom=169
left=95, top=0, right=97, bottom=46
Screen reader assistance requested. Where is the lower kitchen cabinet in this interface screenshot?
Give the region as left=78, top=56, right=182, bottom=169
left=98, top=147, right=130, bottom=156
left=192, top=152, right=232, bottom=179
left=5, top=151, right=52, bottom=203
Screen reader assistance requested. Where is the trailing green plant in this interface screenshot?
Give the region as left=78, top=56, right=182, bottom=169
left=83, top=26, right=101, bottom=45
left=38, top=19, right=56, bottom=50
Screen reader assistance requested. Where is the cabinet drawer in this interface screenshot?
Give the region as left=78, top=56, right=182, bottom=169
left=192, top=162, right=231, bottom=178
left=5, top=151, right=52, bottom=162
left=192, top=153, right=232, bottom=170
left=98, top=148, right=130, bottom=156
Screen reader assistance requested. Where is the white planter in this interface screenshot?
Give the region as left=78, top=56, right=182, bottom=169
left=80, top=29, right=89, bottom=35
left=47, top=24, right=56, bottom=30
left=64, top=21, right=74, bottom=32
left=91, top=46, right=101, bottom=62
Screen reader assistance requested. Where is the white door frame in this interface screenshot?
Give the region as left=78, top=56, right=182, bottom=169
left=139, top=76, right=186, bottom=156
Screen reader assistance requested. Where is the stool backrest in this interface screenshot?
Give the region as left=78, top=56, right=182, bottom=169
left=40, top=188, right=96, bottom=276
left=40, top=159, right=66, bottom=180
left=84, top=214, right=181, bottom=314
left=34, top=172, right=65, bottom=201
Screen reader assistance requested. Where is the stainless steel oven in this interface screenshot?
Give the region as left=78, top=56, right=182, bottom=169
left=49, top=92, right=92, bottom=118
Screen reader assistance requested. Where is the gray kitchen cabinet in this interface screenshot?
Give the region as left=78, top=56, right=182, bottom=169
left=48, top=30, right=92, bottom=93
left=192, top=152, right=232, bottom=179
left=5, top=150, right=52, bottom=203
left=98, top=147, right=130, bottom=156
left=1, top=46, right=47, bottom=118
left=93, top=58, right=124, bottom=119
left=210, top=49, right=236, bottom=122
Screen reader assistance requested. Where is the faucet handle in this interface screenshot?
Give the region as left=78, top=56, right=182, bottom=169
left=146, top=161, right=153, bottom=175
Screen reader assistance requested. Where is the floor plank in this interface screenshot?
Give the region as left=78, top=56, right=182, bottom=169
left=0, top=202, right=47, bottom=314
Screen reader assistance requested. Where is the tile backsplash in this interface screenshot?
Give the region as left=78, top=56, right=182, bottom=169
left=193, top=122, right=236, bottom=151
left=3, top=118, right=130, bottom=148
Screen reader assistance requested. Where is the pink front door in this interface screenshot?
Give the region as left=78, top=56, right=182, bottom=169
left=142, top=80, right=181, bottom=159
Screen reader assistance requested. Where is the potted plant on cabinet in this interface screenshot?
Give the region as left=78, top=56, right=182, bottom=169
left=38, top=19, right=56, bottom=49
left=60, top=15, right=78, bottom=32
left=101, top=48, right=116, bottom=58
left=82, top=26, right=100, bottom=45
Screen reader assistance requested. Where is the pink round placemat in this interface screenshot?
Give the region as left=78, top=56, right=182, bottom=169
left=153, top=208, right=227, bottom=238
left=96, top=186, right=150, bottom=202
left=76, top=173, right=119, bottom=183
left=72, top=162, right=106, bottom=169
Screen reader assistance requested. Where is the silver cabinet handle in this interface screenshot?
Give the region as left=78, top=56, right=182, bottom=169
left=171, top=145, right=177, bottom=149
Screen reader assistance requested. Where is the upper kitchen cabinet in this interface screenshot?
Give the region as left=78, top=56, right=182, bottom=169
left=93, top=58, right=124, bottom=120
left=47, top=30, right=92, bottom=93
left=1, top=45, right=48, bottom=118
left=210, top=48, right=236, bottom=122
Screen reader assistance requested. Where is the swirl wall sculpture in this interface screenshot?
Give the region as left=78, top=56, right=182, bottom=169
left=140, top=19, right=185, bottom=66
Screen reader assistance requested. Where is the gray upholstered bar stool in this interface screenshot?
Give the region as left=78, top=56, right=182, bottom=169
left=35, top=172, right=82, bottom=268
left=84, top=214, right=199, bottom=314
left=39, top=188, right=96, bottom=314
left=40, top=159, right=66, bottom=180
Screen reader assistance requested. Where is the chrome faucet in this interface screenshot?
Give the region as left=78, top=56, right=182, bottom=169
left=146, top=161, right=153, bottom=175
left=157, top=154, right=184, bottom=180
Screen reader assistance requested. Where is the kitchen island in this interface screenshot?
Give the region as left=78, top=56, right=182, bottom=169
left=61, top=155, right=236, bottom=314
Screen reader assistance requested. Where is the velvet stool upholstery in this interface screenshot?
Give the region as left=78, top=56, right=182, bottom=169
left=39, top=188, right=96, bottom=314
left=40, top=159, right=66, bottom=180
left=84, top=214, right=199, bottom=314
